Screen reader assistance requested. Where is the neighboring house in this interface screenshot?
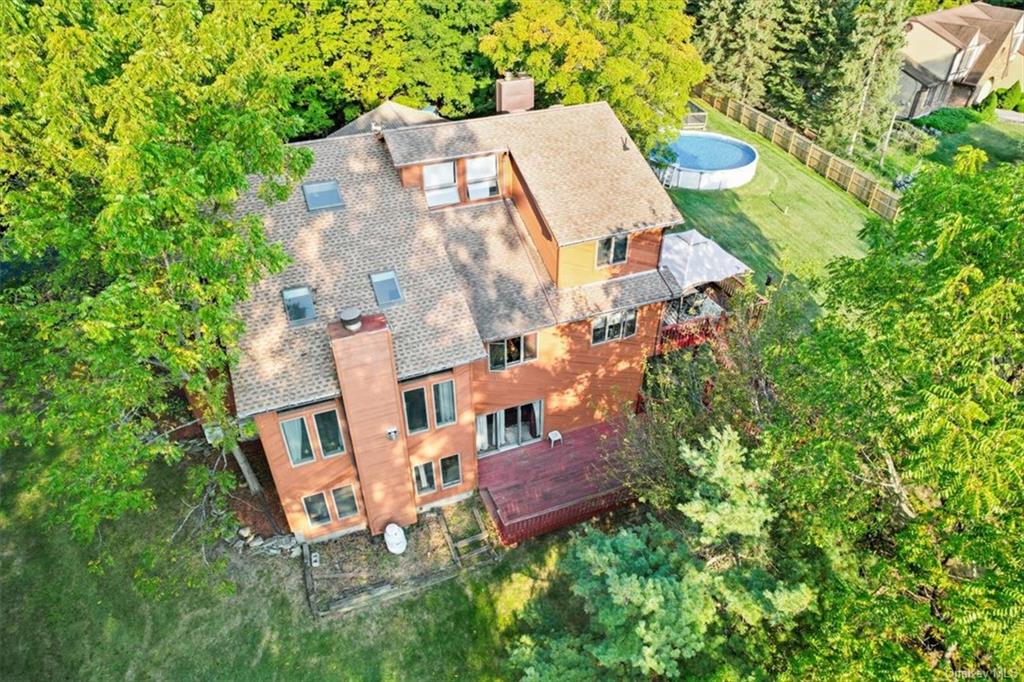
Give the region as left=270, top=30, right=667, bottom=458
left=230, top=77, right=748, bottom=545
left=897, top=1, right=1024, bottom=118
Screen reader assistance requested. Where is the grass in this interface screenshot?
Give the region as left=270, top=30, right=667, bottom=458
left=671, top=107, right=870, bottom=285
left=928, top=118, right=1024, bottom=167
left=0, top=446, right=574, bottom=681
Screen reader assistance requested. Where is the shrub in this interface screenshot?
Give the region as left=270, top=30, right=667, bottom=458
left=913, top=107, right=981, bottom=133
left=975, top=92, right=998, bottom=122
left=1015, top=99, right=1024, bottom=114
left=998, top=82, right=1021, bottom=110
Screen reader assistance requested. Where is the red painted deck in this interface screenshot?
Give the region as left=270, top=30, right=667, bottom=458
left=477, top=422, right=632, bottom=544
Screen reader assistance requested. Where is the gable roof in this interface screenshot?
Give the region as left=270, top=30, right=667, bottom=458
left=912, top=2, right=1023, bottom=83
left=383, top=102, right=683, bottom=245
left=327, top=101, right=442, bottom=138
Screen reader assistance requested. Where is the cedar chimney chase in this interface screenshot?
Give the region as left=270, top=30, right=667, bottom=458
left=495, top=73, right=535, bottom=113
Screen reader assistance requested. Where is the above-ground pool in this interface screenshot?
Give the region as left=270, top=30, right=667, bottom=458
left=656, top=132, right=759, bottom=190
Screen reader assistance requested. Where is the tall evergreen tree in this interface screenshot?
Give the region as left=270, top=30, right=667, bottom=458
left=696, top=0, right=783, bottom=107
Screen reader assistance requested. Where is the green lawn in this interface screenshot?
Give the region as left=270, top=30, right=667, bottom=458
left=928, top=118, right=1024, bottom=167
left=670, top=107, right=870, bottom=285
left=0, top=445, right=574, bottom=681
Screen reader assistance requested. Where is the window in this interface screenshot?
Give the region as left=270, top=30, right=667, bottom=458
left=433, top=379, right=457, bottom=427
left=303, top=492, right=331, bottom=526
left=331, top=486, right=358, bottom=519
left=440, top=454, right=462, bottom=488
left=488, top=332, right=539, bottom=371
left=465, top=155, right=499, bottom=200
left=282, top=286, right=316, bottom=324
left=302, top=181, right=344, bottom=211
left=281, top=416, right=314, bottom=465
left=423, top=161, right=459, bottom=207
left=403, top=386, right=429, bottom=435
left=412, top=462, right=436, bottom=495
left=596, top=235, right=628, bottom=266
left=591, top=308, right=638, bottom=345
left=313, top=410, right=344, bottom=457
left=476, top=400, right=543, bottom=454
left=370, top=271, right=403, bottom=307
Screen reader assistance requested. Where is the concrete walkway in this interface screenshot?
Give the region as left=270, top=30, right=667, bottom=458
left=995, top=108, right=1023, bottom=124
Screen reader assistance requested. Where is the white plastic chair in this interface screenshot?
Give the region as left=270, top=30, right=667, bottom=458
left=548, top=430, right=563, bottom=448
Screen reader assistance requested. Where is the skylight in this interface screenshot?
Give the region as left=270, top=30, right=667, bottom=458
left=370, top=271, right=403, bottom=307
left=301, top=181, right=344, bottom=211
left=282, top=286, right=316, bottom=324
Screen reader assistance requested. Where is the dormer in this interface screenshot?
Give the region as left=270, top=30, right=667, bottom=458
left=397, top=151, right=508, bottom=208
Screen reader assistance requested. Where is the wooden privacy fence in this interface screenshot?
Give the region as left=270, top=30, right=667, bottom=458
left=697, top=90, right=901, bottom=221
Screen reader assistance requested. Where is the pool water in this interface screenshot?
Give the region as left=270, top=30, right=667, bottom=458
left=667, top=134, right=757, bottom=171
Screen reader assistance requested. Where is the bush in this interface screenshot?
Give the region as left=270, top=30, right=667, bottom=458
left=975, top=92, right=998, bottom=122
left=913, top=107, right=982, bottom=133
left=997, top=82, right=1021, bottom=110
left=1015, top=99, right=1024, bottom=114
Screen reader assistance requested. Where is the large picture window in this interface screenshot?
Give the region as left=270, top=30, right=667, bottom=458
left=596, top=235, right=628, bottom=266
left=423, top=161, right=459, bottom=207
left=331, top=486, right=359, bottom=519
left=476, top=400, right=543, bottom=455
left=412, top=462, right=436, bottom=495
left=433, top=379, right=457, bottom=427
left=465, top=155, right=499, bottom=200
left=313, top=410, right=345, bottom=457
left=303, top=492, right=331, bottom=526
left=488, top=332, right=539, bottom=371
left=591, top=308, right=638, bottom=345
left=403, top=386, right=429, bottom=435
left=281, top=417, right=315, bottom=465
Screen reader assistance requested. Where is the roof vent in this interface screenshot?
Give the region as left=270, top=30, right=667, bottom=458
left=339, top=306, right=362, bottom=332
left=496, top=74, right=534, bottom=113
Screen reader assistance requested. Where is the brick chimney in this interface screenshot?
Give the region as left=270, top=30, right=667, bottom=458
left=495, top=73, right=535, bottom=114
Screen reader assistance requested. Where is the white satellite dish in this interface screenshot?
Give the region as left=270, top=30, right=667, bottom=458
left=384, top=523, right=407, bottom=555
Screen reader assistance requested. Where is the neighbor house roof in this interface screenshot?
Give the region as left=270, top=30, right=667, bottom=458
left=327, top=101, right=442, bottom=137
left=232, top=134, right=485, bottom=417
left=659, top=230, right=751, bottom=294
left=912, top=2, right=1023, bottom=84
left=383, top=102, right=683, bottom=245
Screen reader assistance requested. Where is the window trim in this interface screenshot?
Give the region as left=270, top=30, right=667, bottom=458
left=302, top=492, right=332, bottom=527
left=465, top=154, right=500, bottom=201
left=282, top=286, right=317, bottom=326
left=487, top=332, right=540, bottom=372
left=476, top=399, right=545, bottom=455
left=591, top=307, right=639, bottom=346
left=280, top=416, right=316, bottom=467
left=312, top=409, right=345, bottom=458
left=301, top=181, right=344, bottom=212
left=595, top=235, right=629, bottom=268
left=423, top=160, right=460, bottom=208
left=402, top=386, right=430, bottom=436
left=370, top=270, right=404, bottom=307
left=411, top=461, right=437, bottom=496
left=330, top=485, right=359, bottom=520
left=432, top=379, right=457, bottom=429
left=439, top=453, right=462, bottom=489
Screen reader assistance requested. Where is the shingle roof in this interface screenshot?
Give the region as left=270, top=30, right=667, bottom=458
left=913, top=2, right=1023, bottom=82
left=327, top=101, right=442, bottom=138
left=383, top=102, right=683, bottom=244
left=232, top=134, right=484, bottom=417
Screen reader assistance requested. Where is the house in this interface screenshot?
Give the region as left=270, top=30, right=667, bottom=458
left=897, top=1, right=1024, bottom=118
left=230, top=76, right=747, bottom=545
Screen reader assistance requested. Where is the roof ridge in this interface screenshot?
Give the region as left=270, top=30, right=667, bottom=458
left=382, top=101, right=611, bottom=137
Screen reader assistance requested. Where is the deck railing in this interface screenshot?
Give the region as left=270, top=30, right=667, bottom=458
left=480, top=487, right=632, bottom=546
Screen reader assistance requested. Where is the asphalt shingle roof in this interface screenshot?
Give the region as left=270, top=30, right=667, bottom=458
left=327, top=101, right=442, bottom=137
left=383, top=102, right=683, bottom=245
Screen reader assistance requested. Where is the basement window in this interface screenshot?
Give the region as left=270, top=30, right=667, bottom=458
left=412, top=462, right=436, bottom=495
left=302, top=181, right=344, bottom=211
left=331, top=485, right=358, bottom=519
left=303, top=492, right=331, bottom=526
left=466, top=155, right=499, bottom=200
left=370, top=271, right=403, bottom=307
left=596, top=235, right=629, bottom=266
left=282, top=286, right=316, bottom=324
left=440, top=453, right=462, bottom=488
left=423, top=161, right=459, bottom=207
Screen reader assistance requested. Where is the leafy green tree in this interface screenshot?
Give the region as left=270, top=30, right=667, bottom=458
left=769, top=151, right=1024, bottom=676
left=480, top=0, right=707, bottom=150
left=0, top=0, right=309, bottom=539
left=695, top=0, right=783, bottom=107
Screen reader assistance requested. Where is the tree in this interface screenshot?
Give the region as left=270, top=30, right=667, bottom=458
left=480, top=0, right=708, bottom=150
left=695, top=0, right=783, bottom=107
left=0, top=1, right=310, bottom=539
left=769, top=152, right=1024, bottom=676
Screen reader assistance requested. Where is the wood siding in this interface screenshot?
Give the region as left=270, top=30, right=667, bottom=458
left=556, top=228, right=664, bottom=288
left=253, top=398, right=366, bottom=541
left=401, top=364, right=478, bottom=508
left=329, top=318, right=417, bottom=534
left=470, top=301, right=664, bottom=440
left=507, top=155, right=559, bottom=282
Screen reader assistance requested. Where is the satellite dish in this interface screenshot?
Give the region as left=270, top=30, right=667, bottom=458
left=384, top=523, right=407, bottom=555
